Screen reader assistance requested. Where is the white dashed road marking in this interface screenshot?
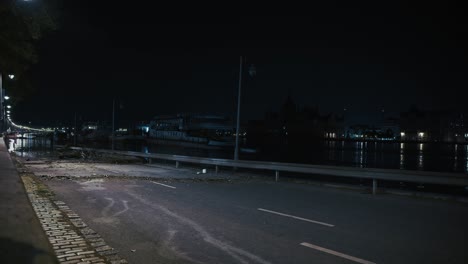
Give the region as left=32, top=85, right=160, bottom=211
left=152, top=182, right=177, bottom=189
left=258, top=208, right=334, bottom=227
left=300, top=242, right=376, bottom=264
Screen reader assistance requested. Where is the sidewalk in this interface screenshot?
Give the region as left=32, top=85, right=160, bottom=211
left=0, top=137, right=57, bottom=264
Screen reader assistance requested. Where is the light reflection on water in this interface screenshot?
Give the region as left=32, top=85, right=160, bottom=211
left=90, top=140, right=468, bottom=173
left=359, top=142, right=365, bottom=168
left=466, top=145, right=468, bottom=173
left=8, top=134, right=53, bottom=159
left=340, top=141, right=345, bottom=162
left=399, top=143, right=405, bottom=169
left=417, top=143, right=424, bottom=170
left=316, top=140, right=468, bottom=173
left=10, top=136, right=468, bottom=174
left=142, top=145, right=149, bottom=154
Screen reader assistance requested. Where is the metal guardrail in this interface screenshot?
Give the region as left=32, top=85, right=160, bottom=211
left=60, top=146, right=468, bottom=194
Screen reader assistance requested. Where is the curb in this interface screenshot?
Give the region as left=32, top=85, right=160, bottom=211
left=19, top=169, right=128, bottom=264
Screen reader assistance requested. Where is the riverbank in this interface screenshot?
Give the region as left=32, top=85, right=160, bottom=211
left=15, top=147, right=243, bottom=182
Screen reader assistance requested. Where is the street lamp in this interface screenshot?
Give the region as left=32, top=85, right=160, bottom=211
left=234, top=56, right=256, bottom=162
left=234, top=56, right=244, bottom=162
left=7, top=105, right=11, bottom=109
left=1, top=73, right=14, bottom=132
left=112, top=98, right=115, bottom=150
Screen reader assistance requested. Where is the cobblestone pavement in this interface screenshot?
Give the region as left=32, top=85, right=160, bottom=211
left=21, top=174, right=128, bottom=264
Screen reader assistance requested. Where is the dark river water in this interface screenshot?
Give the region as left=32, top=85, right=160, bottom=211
left=8, top=136, right=468, bottom=174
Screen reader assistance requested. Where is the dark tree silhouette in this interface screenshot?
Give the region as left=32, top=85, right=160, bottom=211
left=0, top=0, right=58, bottom=97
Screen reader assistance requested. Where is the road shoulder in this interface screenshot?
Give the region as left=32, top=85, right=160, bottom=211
left=15, top=158, right=128, bottom=264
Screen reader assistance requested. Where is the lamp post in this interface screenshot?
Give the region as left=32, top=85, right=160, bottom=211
left=0, top=73, right=3, bottom=132
left=234, top=56, right=243, bottom=162
left=1, top=73, right=14, bottom=132
left=74, top=111, right=77, bottom=146
left=112, top=98, right=115, bottom=150
left=234, top=56, right=255, bottom=162
left=4, top=105, right=11, bottom=131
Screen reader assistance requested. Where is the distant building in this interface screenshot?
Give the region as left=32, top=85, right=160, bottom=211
left=247, top=112, right=283, bottom=146
left=321, top=113, right=345, bottom=139
left=148, top=113, right=237, bottom=146
left=80, top=121, right=111, bottom=141
left=135, top=121, right=150, bottom=136
left=247, top=96, right=345, bottom=145
left=442, top=113, right=468, bottom=143
left=380, top=117, right=400, bottom=140
left=399, top=107, right=468, bottom=143
left=346, top=124, right=371, bottom=139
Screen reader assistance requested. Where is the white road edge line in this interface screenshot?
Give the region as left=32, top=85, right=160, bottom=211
left=152, top=182, right=177, bottom=189
left=300, top=242, right=376, bottom=264
left=257, top=208, right=334, bottom=227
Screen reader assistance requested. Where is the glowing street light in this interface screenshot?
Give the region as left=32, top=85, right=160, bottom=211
left=4, top=96, right=10, bottom=100
left=7, top=105, right=11, bottom=109
left=8, top=75, right=15, bottom=80
left=7, top=110, right=11, bottom=114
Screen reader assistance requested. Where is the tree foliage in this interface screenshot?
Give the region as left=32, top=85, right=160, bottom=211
left=0, top=0, right=58, bottom=92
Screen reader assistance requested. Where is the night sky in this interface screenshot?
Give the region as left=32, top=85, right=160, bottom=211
left=12, top=1, right=468, bottom=126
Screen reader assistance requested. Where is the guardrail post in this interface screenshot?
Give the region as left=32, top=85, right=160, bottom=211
left=176, top=161, right=180, bottom=168
left=372, top=179, right=377, bottom=195
left=215, top=165, right=219, bottom=174
left=275, top=170, right=279, bottom=182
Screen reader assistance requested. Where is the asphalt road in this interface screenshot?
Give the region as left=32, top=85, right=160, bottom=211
left=44, top=178, right=468, bottom=264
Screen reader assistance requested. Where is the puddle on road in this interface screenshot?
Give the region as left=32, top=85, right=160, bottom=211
left=79, top=179, right=106, bottom=191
